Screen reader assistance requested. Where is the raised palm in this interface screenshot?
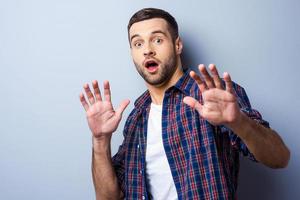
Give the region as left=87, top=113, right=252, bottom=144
left=80, top=80, right=130, bottom=138
left=183, top=64, right=240, bottom=126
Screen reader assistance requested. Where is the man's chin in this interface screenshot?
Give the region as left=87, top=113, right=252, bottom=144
left=143, top=74, right=170, bottom=87
left=144, top=78, right=165, bottom=86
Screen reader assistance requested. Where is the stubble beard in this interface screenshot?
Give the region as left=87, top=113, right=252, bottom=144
left=134, top=49, right=178, bottom=86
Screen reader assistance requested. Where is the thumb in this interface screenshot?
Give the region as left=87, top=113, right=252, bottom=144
left=115, top=99, right=130, bottom=117
left=183, top=96, right=203, bottom=113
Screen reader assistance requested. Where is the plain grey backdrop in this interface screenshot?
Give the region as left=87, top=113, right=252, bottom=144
left=1, top=0, right=299, bottom=199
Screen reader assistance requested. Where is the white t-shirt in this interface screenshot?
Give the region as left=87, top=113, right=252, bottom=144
left=145, top=103, right=178, bottom=200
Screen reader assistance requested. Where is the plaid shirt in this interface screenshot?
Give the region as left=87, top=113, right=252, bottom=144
left=112, top=71, right=269, bottom=200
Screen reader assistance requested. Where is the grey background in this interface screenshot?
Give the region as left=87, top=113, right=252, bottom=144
left=0, top=0, right=299, bottom=199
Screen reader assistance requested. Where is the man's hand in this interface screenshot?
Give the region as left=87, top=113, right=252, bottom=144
left=79, top=80, right=130, bottom=140
left=80, top=80, right=127, bottom=199
left=183, top=64, right=241, bottom=126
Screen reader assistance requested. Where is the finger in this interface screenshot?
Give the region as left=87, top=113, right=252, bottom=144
left=199, top=64, right=215, bottom=89
left=183, top=96, right=203, bottom=114
left=203, top=88, right=235, bottom=102
left=103, top=80, right=111, bottom=102
left=84, top=83, right=96, bottom=105
left=115, top=99, right=130, bottom=117
left=223, top=72, right=234, bottom=94
left=79, top=93, right=89, bottom=111
left=209, top=64, right=223, bottom=89
left=92, top=80, right=102, bottom=101
left=190, top=70, right=207, bottom=93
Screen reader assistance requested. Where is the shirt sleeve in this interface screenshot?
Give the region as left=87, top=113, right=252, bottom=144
left=111, top=110, right=135, bottom=196
left=221, top=82, right=270, bottom=162
left=111, top=140, right=126, bottom=195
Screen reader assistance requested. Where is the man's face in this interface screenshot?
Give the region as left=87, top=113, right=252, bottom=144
left=129, top=18, right=181, bottom=86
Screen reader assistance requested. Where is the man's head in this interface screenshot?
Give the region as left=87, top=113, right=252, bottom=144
left=128, top=8, right=179, bottom=43
left=128, top=8, right=183, bottom=87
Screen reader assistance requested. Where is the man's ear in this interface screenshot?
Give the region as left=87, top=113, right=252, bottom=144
left=175, top=37, right=183, bottom=55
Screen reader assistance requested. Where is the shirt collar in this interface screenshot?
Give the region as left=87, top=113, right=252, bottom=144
left=172, top=69, right=193, bottom=96
left=134, top=70, right=194, bottom=109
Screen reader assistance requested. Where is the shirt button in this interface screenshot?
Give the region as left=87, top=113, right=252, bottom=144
left=140, top=170, right=142, bottom=174
left=142, top=195, right=145, bottom=200
left=137, top=144, right=140, bottom=148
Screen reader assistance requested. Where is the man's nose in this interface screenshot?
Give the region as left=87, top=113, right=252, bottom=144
left=143, top=44, right=156, bottom=57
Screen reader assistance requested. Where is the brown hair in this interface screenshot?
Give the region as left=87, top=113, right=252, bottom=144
left=128, top=8, right=179, bottom=42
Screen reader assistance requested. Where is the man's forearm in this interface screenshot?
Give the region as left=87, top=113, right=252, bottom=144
left=228, top=111, right=290, bottom=168
left=92, top=137, right=123, bottom=200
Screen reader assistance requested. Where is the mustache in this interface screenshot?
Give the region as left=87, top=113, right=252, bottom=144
left=143, top=56, right=161, bottom=66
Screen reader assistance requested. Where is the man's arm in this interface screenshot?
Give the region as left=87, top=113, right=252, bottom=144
left=183, top=64, right=290, bottom=169
left=229, top=110, right=290, bottom=168
left=92, top=137, right=124, bottom=199
left=79, top=80, right=129, bottom=199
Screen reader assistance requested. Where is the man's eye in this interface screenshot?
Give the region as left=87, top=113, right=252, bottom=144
left=134, top=42, right=142, bottom=48
left=154, top=38, right=162, bottom=44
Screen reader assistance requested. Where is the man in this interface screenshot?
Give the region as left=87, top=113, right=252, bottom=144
left=79, top=8, right=290, bottom=200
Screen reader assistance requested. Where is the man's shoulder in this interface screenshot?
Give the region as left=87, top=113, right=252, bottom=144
left=133, top=90, right=151, bottom=109
left=122, top=91, right=150, bottom=131
left=174, top=70, right=200, bottom=98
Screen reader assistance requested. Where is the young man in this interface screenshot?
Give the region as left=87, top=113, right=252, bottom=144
left=79, top=8, right=290, bottom=200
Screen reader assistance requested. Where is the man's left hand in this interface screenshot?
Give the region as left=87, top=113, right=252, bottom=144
left=183, top=64, right=242, bottom=126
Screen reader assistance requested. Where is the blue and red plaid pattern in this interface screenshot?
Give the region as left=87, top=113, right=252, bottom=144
left=112, top=71, right=269, bottom=200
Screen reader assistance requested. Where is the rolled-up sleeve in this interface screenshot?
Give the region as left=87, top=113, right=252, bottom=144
left=222, top=82, right=270, bottom=162
left=111, top=141, right=126, bottom=194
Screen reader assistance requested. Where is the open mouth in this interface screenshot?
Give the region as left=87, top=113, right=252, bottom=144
left=145, top=60, right=159, bottom=73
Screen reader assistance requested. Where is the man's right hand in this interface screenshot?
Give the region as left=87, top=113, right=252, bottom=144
left=79, top=80, right=130, bottom=141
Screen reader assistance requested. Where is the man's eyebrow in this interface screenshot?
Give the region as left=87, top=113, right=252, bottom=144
left=130, top=30, right=167, bottom=42
left=130, top=34, right=140, bottom=42
left=151, top=30, right=167, bottom=36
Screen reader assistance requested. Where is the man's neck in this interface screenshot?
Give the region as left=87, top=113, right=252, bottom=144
left=146, top=64, right=184, bottom=105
